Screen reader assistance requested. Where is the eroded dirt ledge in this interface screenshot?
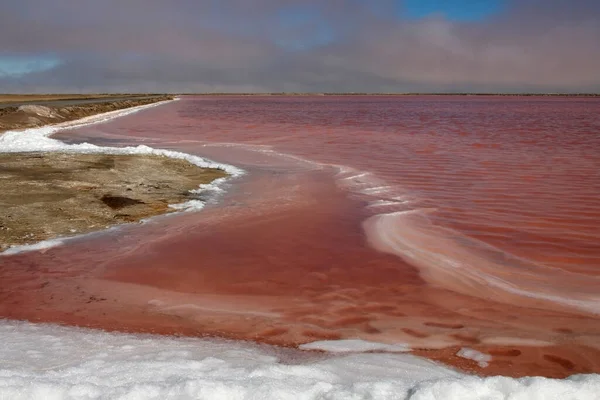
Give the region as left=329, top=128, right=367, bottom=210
left=0, top=152, right=227, bottom=251
left=0, top=95, right=173, bottom=132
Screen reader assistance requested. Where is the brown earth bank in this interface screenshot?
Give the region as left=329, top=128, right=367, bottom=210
left=0, top=93, right=164, bottom=103
left=0, top=95, right=173, bottom=132
left=0, top=152, right=227, bottom=251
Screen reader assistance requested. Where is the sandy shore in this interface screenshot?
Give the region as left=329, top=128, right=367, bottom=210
left=0, top=152, right=227, bottom=252
left=0, top=95, right=229, bottom=251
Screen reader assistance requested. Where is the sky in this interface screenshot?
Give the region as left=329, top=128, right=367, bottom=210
left=1, top=0, right=599, bottom=93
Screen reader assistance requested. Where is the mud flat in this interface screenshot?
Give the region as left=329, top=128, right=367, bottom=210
left=0, top=152, right=227, bottom=252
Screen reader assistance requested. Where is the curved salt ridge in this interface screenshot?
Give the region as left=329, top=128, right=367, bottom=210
left=332, top=160, right=600, bottom=315
left=1, top=320, right=598, bottom=400
left=299, top=339, right=411, bottom=353
left=329, top=159, right=600, bottom=316
left=203, top=141, right=325, bottom=171
left=0, top=98, right=244, bottom=254
left=332, top=160, right=600, bottom=316
left=364, top=210, right=600, bottom=316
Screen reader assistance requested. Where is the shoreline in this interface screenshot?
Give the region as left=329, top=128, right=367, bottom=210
left=0, top=152, right=228, bottom=253
left=0, top=96, right=243, bottom=254
left=3, top=319, right=596, bottom=399
left=179, top=92, right=600, bottom=97
left=3, top=270, right=599, bottom=379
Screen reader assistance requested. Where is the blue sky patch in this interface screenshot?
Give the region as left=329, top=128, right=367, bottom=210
left=0, top=54, right=61, bottom=77
left=401, top=0, right=504, bottom=21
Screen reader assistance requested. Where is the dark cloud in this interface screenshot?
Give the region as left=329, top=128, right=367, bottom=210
left=1, top=0, right=599, bottom=93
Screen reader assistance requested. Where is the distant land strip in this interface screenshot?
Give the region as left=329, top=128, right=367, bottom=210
left=2, top=93, right=600, bottom=100
left=0, top=94, right=168, bottom=104
left=175, top=92, right=600, bottom=96
left=0, top=95, right=173, bottom=132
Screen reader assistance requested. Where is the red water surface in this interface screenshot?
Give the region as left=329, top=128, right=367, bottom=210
left=2, top=95, right=600, bottom=377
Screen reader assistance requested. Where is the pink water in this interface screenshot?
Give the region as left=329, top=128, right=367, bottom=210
left=2, top=95, right=600, bottom=376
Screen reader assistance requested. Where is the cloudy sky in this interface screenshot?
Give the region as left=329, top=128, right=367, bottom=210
left=1, top=0, right=599, bottom=93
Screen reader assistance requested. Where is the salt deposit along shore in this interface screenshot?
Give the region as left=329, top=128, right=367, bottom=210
left=1, top=319, right=598, bottom=400
left=0, top=96, right=242, bottom=253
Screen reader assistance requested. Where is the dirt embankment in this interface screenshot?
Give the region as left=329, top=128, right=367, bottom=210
left=0, top=94, right=156, bottom=103
left=0, top=95, right=173, bottom=132
left=0, top=152, right=227, bottom=252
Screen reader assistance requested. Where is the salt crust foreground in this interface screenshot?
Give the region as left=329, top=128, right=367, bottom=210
left=0, top=99, right=244, bottom=255
left=1, top=320, right=599, bottom=400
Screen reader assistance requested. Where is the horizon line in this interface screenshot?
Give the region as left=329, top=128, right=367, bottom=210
left=2, top=92, right=600, bottom=97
